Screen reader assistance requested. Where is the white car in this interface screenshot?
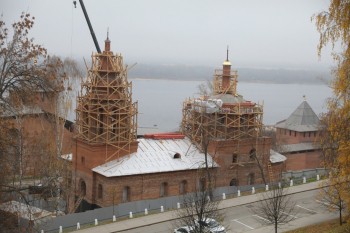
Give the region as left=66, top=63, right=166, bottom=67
left=174, top=226, right=194, bottom=233
left=196, top=218, right=226, bottom=233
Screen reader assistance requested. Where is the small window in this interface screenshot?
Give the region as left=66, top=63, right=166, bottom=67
left=199, top=178, right=206, bottom=192
left=303, top=132, right=306, bottom=137
left=289, top=130, right=291, bottom=136
left=179, top=180, right=187, bottom=194
left=98, top=184, right=103, bottom=199
left=81, top=156, right=85, bottom=165
left=249, top=149, right=256, bottom=160
left=248, top=173, right=255, bottom=185
left=294, top=131, right=296, bottom=137
left=160, top=182, right=168, bottom=197
left=122, top=186, right=130, bottom=202
left=232, top=154, right=238, bottom=163
left=174, top=153, right=181, bottom=159
left=230, top=178, right=238, bottom=186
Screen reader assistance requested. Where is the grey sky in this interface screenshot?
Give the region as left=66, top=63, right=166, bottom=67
left=1, top=0, right=333, bottom=69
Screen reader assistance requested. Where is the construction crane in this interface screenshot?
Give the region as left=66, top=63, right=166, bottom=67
left=73, top=0, right=101, bottom=53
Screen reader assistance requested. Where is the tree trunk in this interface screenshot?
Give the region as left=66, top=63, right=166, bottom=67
left=275, top=220, right=278, bottom=233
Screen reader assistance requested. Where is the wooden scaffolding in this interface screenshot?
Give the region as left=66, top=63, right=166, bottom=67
left=75, top=44, right=137, bottom=162
left=181, top=66, right=263, bottom=151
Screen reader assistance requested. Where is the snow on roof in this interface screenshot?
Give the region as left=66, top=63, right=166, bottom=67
left=270, top=149, right=286, bottom=163
left=93, top=137, right=219, bottom=177
left=0, top=201, right=52, bottom=220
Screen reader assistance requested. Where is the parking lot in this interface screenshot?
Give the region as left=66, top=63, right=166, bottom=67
left=224, top=190, right=336, bottom=233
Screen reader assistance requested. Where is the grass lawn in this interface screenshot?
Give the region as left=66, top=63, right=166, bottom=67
left=286, top=218, right=350, bottom=233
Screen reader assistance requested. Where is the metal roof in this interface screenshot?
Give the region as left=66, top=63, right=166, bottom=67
left=275, top=100, right=320, bottom=132
left=279, top=142, right=321, bottom=153
left=93, top=137, right=219, bottom=177
left=270, top=149, right=287, bottom=163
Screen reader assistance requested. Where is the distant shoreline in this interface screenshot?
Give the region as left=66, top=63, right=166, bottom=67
left=129, top=77, right=330, bottom=86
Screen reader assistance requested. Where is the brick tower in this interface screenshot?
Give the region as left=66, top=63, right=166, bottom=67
left=181, top=49, right=274, bottom=186
left=72, top=36, right=138, bottom=209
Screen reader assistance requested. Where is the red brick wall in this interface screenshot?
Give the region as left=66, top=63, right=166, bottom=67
left=276, top=127, right=319, bottom=144
left=285, top=150, right=322, bottom=171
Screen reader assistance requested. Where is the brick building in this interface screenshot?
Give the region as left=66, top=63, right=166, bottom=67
left=72, top=40, right=285, bottom=210
left=275, top=99, right=323, bottom=171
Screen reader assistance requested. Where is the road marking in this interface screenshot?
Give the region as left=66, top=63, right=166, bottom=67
left=316, top=199, right=338, bottom=208
left=252, top=214, right=271, bottom=223
left=231, top=219, right=255, bottom=229
left=281, top=211, right=298, bottom=219
left=296, top=205, right=318, bottom=213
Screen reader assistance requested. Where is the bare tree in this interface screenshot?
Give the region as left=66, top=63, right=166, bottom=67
left=175, top=169, right=224, bottom=233
left=252, top=185, right=296, bottom=233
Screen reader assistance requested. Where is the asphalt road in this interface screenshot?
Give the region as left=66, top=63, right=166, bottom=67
left=118, top=189, right=339, bottom=233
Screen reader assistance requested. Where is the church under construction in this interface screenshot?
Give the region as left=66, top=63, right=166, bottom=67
left=71, top=38, right=285, bottom=210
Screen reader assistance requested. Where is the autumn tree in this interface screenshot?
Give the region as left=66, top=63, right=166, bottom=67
left=314, top=0, right=350, bottom=215
left=0, top=12, right=81, bottom=231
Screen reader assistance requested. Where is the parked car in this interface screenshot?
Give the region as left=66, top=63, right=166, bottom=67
left=174, top=226, right=194, bottom=233
left=196, top=218, right=226, bottom=233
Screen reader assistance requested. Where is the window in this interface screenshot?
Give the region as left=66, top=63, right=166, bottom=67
left=230, top=178, right=238, bottom=186
left=174, top=153, right=181, bottom=159
left=232, top=153, right=238, bottom=163
left=289, top=130, right=291, bottom=136
left=309, top=132, right=311, bottom=137
left=303, top=132, right=306, bottom=137
left=314, top=132, right=316, bottom=137
left=81, top=156, right=85, bottom=165
left=80, top=180, right=86, bottom=196
left=249, top=149, right=256, bottom=160
left=98, top=184, right=103, bottom=199
left=247, top=173, right=255, bottom=185
left=122, top=186, right=130, bottom=202
left=160, top=182, right=168, bottom=197
left=199, top=178, right=206, bottom=192
left=294, top=131, right=296, bottom=137
left=179, top=180, right=187, bottom=194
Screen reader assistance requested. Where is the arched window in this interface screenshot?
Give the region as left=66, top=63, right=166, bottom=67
left=230, top=178, right=238, bottom=186
left=174, top=153, right=181, bottom=159
left=232, top=153, right=238, bottom=163
left=81, top=156, right=85, bottom=165
left=249, top=148, right=256, bottom=160
left=80, top=180, right=86, bottom=196
left=98, top=184, right=103, bottom=199
left=247, top=173, right=255, bottom=185
left=160, top=182, right=168, bottom=197
left=122, top=186, right=130, bottom=202
left=179, top=180, right=187, bottom=194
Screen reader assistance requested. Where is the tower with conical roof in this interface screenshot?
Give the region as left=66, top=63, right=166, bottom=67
left=275, top=97, right=322, bottom=170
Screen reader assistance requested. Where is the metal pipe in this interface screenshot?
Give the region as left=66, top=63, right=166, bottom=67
left=78, top=0, right=101, bottom=53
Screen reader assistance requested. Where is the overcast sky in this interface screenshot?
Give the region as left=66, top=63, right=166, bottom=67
left=1, top=0, right=333, bottom=69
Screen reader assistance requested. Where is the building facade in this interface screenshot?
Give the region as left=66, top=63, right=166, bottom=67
left=72, top=42, right=285, bottom=210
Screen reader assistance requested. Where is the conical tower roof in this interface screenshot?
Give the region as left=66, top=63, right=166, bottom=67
left=275, top=100, right=320, bottom=132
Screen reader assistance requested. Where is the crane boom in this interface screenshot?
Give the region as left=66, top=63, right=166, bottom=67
left=78, top=0, right=101, bottom=53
